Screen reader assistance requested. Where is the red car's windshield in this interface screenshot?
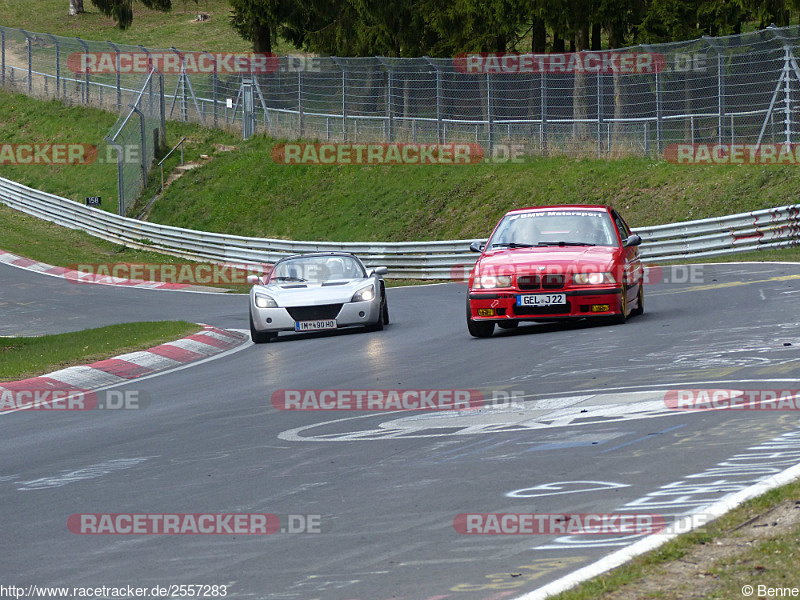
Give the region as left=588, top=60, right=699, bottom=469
left=487, top=210, right=619, bottom=250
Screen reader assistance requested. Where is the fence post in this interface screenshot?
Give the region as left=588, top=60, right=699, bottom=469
left=387, top=66, right=393, bottom=141
left=107, top=41, right=121, bottom=108
left=783, top=46, right=792, bottom=144
left=130, top=104, right=148, bottom=191
left=703, top=36, right=726, bottom=145
left=655, top=70, right=663, bottom=154
left=242, top=77, right=254, bottom=140
left=105, top=136, right=125, bottom=216
left=47, top=34, right=60, bottom=100
left=19, top=29, right=32, bottom=93
left=541, top=72, right=548, bottom=153
left=422, top=57, right=443, bottom=144
left=768, top=26, right=799, bottom=145
left=159, top=71, right=166, bottom=146
left=342, top=67, right=348, bottom=142
left=596, top=73, right=602, bottom=157
left=76, top=37, right=90, bottom=103
left=298, top=70, right=304, bottom=138
left=204, top=51, right=218, bottom=129
left=487, top=72, right=494, bottom=156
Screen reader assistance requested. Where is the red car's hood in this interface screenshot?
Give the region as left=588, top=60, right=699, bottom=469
left=475, top=246, right=620, bottom=274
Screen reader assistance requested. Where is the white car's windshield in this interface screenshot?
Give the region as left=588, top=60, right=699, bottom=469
left=270, top=255, right=366, bottom=283
left=487, top=210, right=618, bottom=250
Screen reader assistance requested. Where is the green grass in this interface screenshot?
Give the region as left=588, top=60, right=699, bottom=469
left=547, top=480, right=800, bottom=600
left=0, top=89, right=240, bottom=213
left=3, top=88, right=800, bottom=270
left=150, top=135, right=800, bottom=243
left=0, top=321, right=202, bottom=381
left=0, top=0, right=287, bottom=54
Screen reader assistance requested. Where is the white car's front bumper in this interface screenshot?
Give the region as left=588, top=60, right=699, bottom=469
left=250, top=299, right=381, bottom=333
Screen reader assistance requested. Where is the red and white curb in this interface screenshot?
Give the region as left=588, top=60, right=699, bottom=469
left=0, top=249, right=219, bottom=292
left=0, top=325, right=248, bottom=403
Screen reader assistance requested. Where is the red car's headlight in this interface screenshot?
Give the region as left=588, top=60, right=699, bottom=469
left=474, top=275, right=512, bottom=289
left=573, top=272, right=616, bottom=285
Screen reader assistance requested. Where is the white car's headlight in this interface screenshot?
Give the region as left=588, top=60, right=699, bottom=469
left=573, top=272, right=616, bottom=285
left=352, top=285, right=375, bottom=302
left=254, top=293, right=278, bottom=308
left=474, top=275, right=512, bottom=289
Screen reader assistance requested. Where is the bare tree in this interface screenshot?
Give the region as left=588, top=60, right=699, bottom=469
left=69, top=0, right=85, bottom=16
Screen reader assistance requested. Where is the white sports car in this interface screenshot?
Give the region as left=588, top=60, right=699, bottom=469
left=247, top=252, right=389, bottom=343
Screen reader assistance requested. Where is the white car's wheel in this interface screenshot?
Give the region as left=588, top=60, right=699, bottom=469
left=250, top=313, right=276, bottom=343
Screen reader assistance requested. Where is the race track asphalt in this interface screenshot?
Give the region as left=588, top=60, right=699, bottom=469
left=2, top=260, right=800, bottom=599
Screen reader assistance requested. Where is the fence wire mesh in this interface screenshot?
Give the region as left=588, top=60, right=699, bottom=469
left=2, top=24, right=800, bottom=210
left=105, top=69, right=165, bottom=215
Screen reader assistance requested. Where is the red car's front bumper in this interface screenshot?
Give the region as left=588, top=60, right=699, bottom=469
left=468, top=287, right=623, bottom=321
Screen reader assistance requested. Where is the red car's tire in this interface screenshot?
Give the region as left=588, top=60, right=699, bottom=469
left=466, top=297, right=494, bottom=338
left=631, top=283, right=644, bottom=317
left=611, top=284, right=628, bottom=324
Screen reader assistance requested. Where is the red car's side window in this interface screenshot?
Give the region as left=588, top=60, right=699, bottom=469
left=611, top=210, right=631, bottom=243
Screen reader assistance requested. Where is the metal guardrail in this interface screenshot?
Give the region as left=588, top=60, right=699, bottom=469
left=1, top=175, right=799, bottom=279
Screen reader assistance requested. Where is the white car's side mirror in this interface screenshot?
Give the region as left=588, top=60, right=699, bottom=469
left=246, top=274, right=261, bottom=285
left=372, top=266, right=389, bottom=277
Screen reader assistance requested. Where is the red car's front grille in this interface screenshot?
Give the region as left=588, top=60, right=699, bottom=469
left=517, top=275, right=541, bottom=290
left=517, top=274, right=565, bottom=290
left=542, top=274, right=565, bottom=289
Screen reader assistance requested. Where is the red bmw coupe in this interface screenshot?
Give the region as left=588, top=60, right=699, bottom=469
left=466, top=205, right=644, bottom=338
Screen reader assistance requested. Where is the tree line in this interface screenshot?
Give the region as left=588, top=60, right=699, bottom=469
left=70, top=0, right=800, bottom=55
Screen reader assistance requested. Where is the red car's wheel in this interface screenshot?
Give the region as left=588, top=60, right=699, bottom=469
left=466, top=297, right=494, bottom=338
left=612, top=284, right=628, bottom=324
left=631, top=283, right=644, bottom=316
